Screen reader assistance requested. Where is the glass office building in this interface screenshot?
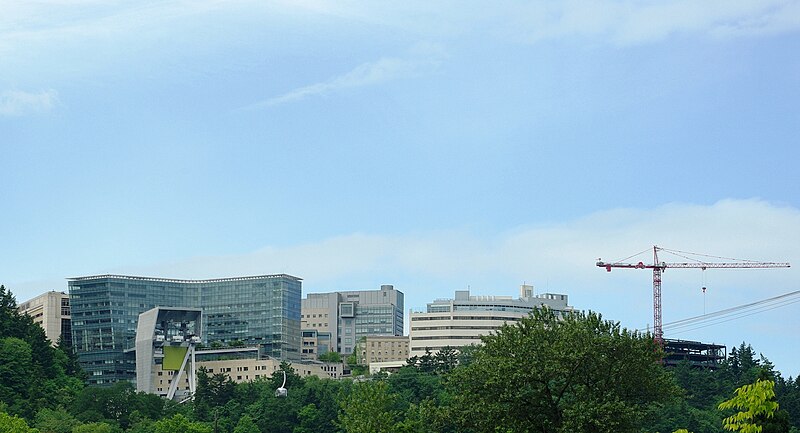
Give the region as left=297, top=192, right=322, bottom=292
left=68, top=274, right=301, bottom=385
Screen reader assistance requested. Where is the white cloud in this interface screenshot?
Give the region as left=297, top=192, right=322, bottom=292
left=507, top=0, right=800, bottom=45
left=244, top=43, right=445, bottom=109
left=0, top=89, right=59, bottom=116
left=11, top=199, right=800, bottom=373
left=118, top=199, right=800, bottom=300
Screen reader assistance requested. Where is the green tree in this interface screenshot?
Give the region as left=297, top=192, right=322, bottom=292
left=0, top=286, right=86, bottom=420
left=70, top=382, right=140, bottom=428
left=34, top=408, right=81, bottom=433
left=719, top=379, right=782, bottom=433
left=317, top=351, right=342, bottom=363
left=233, top=414, right=259, bottom=433
left=0, top=337, right=34, bottom=416
left=193, top=367, right=236, bottom=421
left=0, top=410, right=39, bottom=433
left=387, top=366, right=442, bottom=409
left=153, top=414, right=211, bottom=433
left=71, top=422, right=114, bottom=433
left=294, top=404, right=323, bottom=433
left=291, top=375, right=345, bottom=433
left=448, top=308, right=677, bottom=433
left=337, top=380, right=399, bottom=433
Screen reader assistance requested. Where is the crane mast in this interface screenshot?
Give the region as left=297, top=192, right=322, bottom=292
left=596, top=245, right=790, bottom=345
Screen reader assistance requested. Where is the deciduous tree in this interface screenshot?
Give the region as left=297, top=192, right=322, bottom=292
left=448, top=308, right=677, bottom=433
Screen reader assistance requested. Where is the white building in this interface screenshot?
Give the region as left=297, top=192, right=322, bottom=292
left=18, top=291, right=71, bottom=347
left=409, top=285, right=572, bottom=357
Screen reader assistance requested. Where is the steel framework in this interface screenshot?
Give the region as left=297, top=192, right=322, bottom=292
left=596, top=246, right=789, bottom=344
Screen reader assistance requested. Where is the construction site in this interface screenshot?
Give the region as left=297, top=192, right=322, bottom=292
left=597, top=245, right=792, bottom=369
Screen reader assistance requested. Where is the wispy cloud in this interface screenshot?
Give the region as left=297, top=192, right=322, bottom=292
left=244, top=43, right=445, bottom=109
left=0, top=89, right=59, bottom=116
left=507, top=0, right=800, bottom=45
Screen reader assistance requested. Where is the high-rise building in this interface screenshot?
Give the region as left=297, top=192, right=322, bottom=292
left=409, top=285, right=573, bottom=357
left=18, top=291, right=72, bottom=347
left=68, top=274, right=301, bottom=385
left=301, top=285, right=403, bottom=355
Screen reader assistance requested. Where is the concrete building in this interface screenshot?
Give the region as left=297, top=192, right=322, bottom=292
left=147, top=347, right=345, bottom=398
left=135, top=307, right=203, bottom=399
left=133, top=306, right=343, bottom=398
left=301, top=329, right=332, bottom=360
left=409, top=285, right=572, bottom=357
left=358, top=335, right=410, bottom=366
left=68, top=274, right=302, bottom=385
left=18, top=291, right=71, bottom=347
left=301, top=285, right=403, bottom=356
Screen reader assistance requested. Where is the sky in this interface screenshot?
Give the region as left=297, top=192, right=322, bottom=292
left=2, top=0, right=800, bottom=375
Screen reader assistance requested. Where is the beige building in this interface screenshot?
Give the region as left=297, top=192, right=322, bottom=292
left=148, top=347, right=345, bottom=397
left=358, top=335, right=410, bottom=366
left=409, top=285, right=572, bottom=357
left=18, top=291, right=71, bottom=347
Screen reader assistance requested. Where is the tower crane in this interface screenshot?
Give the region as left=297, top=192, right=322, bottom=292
left=596, top=246, right=790, bottom=344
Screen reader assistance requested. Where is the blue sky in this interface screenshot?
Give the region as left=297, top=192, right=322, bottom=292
left=2, top=1, right=800, bottom=375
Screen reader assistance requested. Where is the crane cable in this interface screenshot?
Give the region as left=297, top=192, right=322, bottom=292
left=658, top=247, right=765, bottom=264
left=666, top=298, right=800, bottom=336
left=635, top=289, right=800, bottom=334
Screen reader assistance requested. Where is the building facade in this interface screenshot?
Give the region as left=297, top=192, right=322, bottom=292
left=18, top=291, right=72, bottom=347
left=68, top=274, right=301, bottom=385
left=357, top=335, right=410, bottom=366
left=409, top=285, right=572, bottom=357
left=135, top=307, right=203, bottom=398
left=301, top=329, right=332, bottom=360
left=301, top=285, right=403, bottom=356
left=146, top=347, right=345, bottom=397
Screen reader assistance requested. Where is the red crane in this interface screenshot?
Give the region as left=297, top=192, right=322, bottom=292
left=596, top=246, right=790, bottom=344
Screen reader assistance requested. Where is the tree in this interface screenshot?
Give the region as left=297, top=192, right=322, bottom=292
left=317, top=351, right=341, bottom=363
left=387, top=367, right=442, bottom=408
left=0, top=286, right=86, bottom=420
left=153, top=414, right=211, bottom=433
left=193, top=367, right=236, bottom=421
left=447, top=308, right=677, bottom=433
left=0, top=337, right=35, bottom=417
left=337, top=380, right=399, bottom=433
left=719, top=379, right=783, bottom=433
left=34, top=408, right=81, bottom=433
left=0, top=410, right=38, bottom=433
left=233, top=414, right=259, bottom=433
left=71, top=422, right=115, bottom=433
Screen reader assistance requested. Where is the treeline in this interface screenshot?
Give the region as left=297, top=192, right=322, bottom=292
left=1, top=284, right=799, bottom=433
left=0, top=285, right=83, bottom=419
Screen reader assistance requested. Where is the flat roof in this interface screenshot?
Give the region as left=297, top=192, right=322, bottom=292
left=67, top=273, right=302, bottom=283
